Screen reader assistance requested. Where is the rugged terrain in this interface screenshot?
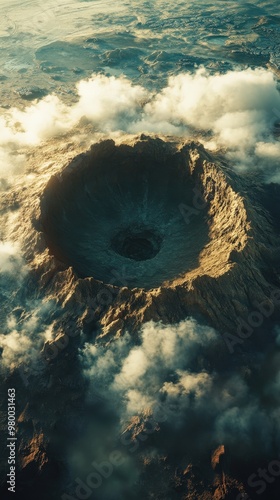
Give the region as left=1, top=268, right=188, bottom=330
left=1, top=134, right=280, bottom=499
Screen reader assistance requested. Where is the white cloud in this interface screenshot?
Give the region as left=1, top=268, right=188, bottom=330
left=82, top=319, right=219, bottom=417
left=0, top=241, right=57, bottom=371
left=0, top=301, right=56, bottom=370
left=0, top=241, right=25, bottom=274
left=81, top=317, right=280, bottom=457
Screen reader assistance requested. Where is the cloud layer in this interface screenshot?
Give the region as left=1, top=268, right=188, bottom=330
left=81, top=318, right=280, bottom=463
left=0, top=241, right=57, bottom=372
left=1, top=67, right=280, bottom=185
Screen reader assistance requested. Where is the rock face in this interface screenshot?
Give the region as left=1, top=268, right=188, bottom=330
left=1, top=135, right=280, bottom=500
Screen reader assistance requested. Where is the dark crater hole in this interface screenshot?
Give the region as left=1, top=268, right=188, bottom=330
left=111, top=227, right=162, bottom=261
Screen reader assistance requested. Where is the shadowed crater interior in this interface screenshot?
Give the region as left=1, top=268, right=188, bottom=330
left=40, top=138, right=210, bottom=289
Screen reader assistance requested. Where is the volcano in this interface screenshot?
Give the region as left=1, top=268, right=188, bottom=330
left=36, top=136, right=280, bottom=335
left=1, top=135, right=280, bottom=500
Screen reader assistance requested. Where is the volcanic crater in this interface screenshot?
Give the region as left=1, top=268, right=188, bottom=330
left=13, top=135, right=280, bottom=335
